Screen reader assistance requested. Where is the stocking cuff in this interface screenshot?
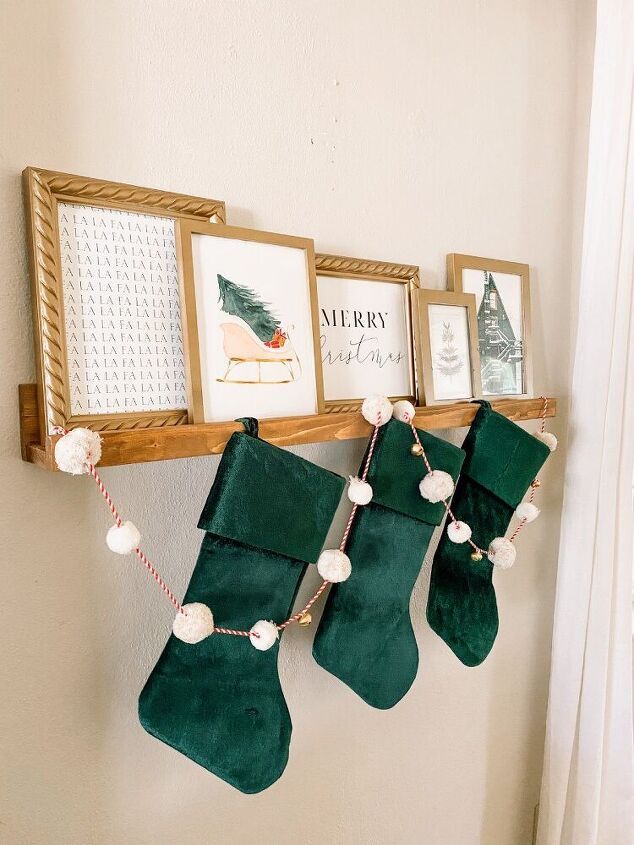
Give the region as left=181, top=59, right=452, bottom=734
left=460, top=403, right=550, bottom=508
left=198, top=431, right=345, bottom=563
left=365, top=419, right=465, bottom=525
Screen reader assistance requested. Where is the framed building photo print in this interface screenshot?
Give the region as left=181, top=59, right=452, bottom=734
left=447, top=253, right=533, bottom=399
left=23, top=167, right=226, bottom=438
left=315, top=254, right=418, bottom=412
left=178, top=220, right=324, bottom=422
left=413, top=289, right=482, bottom=405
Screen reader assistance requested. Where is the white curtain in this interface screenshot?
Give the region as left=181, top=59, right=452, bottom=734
left=537, top=1, right=634, bottom=843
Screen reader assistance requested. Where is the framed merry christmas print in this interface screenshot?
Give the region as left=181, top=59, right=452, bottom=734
left=315, top=253, right=418, bottom=412
left=23, top=167, right=225, bottom=439
left=178, top=220, right=325, bottom=422
left=447, top=253, right=533, bottom=399
left=413, top=289, right=482, bottom=405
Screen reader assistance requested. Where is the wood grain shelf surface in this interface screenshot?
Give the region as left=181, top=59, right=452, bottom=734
left=18, top=383, right=557, bottom=471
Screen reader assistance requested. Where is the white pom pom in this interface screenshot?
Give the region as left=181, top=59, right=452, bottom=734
left=54, top=428, right=102, bottom=474
left=534, top=431, right=558, bottom=452
left=249, top=620, right=279, bottom=651
left=173, top=603, right=215, bottom=644
left=106, top=521, right=141, bottom=554
left=419, top=470, right=454, bottom=503
left=361, top=395, right=393, bottom=426
left=447, top=520, right=472, bottom=544
left=487, top=537, right=516, bottom=570
left=347, top=476, right=373, bottom=505
left=515, top=502, right=540, bottom=523
left=317, top=548, right=352, bottom=582
left=392, top=400, right=416, bottom=423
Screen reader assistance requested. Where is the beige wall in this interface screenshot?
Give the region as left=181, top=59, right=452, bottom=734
left=0, top=2, right=592, bottom=843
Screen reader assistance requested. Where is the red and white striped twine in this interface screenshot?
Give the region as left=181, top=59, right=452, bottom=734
left=54, top=415, right=383, bottom=638
left=406, top=397, right=549, bottom=556
left=54, top=427, right=185, bottom=616
left=277, top=416, right=383, bottom=633
left=56, top=398, right=548, bottom=638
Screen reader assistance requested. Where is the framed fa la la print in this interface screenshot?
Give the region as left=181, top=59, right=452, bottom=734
left=315, top=253, right=419, bottom=412
left=447, top=253, right=533, bottom=399
left=23, top=167, right=225, bottom=439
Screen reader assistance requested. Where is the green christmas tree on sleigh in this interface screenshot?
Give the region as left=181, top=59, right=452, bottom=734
left=216, top=274, right=296, bottom=383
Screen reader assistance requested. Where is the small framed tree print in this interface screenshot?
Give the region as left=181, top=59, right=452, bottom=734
left=447, top=253, right=533, bottom=399
left=413, top=289, right=482, bottom=405
left=23, top=167, right=226, bottom=439
left=315, top=254, right=419, bottom=412
left=178, top=220, right=325, bottom=422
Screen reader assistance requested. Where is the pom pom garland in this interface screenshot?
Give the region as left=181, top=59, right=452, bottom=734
left=317, top=549, right=352, bottom=582
left=347, top=476, right=373, bottom=505
left=249, top=620, right=279, bottom=651
left=106, top=521, right=141, bottom=555
left=487, top=537, right=517, bottom=569
left=515, top=502, right=540, bottom=523
left=447, top=520, right=472, bottom=544
left=361, top=395, right=393, bottom=426
left=54, top=428, right=102, bottom=474
left=392, top=400, right=416, bottom=423
left=419, top=470, right=454, bottom=503
left=534, top=430, right=558, bottom=452
left=405, top=396, right=553, bottom=573
left=172, top=603, right=215, bottom=644
left=54, top=394, right=553, bottom=647
left=51, top=392, right=387, bottom=645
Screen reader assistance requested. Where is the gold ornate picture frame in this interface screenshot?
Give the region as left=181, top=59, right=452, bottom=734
left=178, top=219, right=325, bottom=423
left=315, top=253, right=419, bottom=413
left=413, top=288, right=482, bottom=406
left=447, top=253, right=533, bottom=399
left=23, top=167, right=226, bottom=439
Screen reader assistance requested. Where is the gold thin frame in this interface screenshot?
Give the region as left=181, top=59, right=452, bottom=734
left=447, top=253, right=533, bottom=400
left=23, top=167, right=226, bottom=438
left=178, top=219, right=325, bottom=423
left=315, top=253, right=420, bottom=413
left=413, top=288, right=482, bottom=406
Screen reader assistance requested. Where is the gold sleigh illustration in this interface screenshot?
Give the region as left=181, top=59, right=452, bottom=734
left=217, top=320, right=298, bottom=384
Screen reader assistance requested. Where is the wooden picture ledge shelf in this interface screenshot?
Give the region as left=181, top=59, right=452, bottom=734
left=19, top=384, right=557, bottom=471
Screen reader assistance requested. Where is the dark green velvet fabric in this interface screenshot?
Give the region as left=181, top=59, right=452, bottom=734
left=426, top=402, right=551, bottom=667
left=366, top=416, right=464, bottom=523
left=139, top=431, right=344, bottom=793
left=459, top=403, right=550, bottom=507
left=198, top=430, right=344, bottom=563
left=313, top=419, right=465, bottom=709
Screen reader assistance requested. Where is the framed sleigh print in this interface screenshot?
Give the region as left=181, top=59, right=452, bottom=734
left=178, top=220, right=325, bottom=423
left=447, top=253, right=533, bottom=399
left=315, top=253, right=419, bottom=412
left=413, top=288, right=482, bottom=405
left=23, top=167, right=225, bottom=439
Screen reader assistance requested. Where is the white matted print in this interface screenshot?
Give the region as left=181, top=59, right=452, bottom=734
left=58, top=202, right=187, bottom=416
left=428, top=303, right=474, bottom=401
left=190, top=231, right=320, bottom=422
left=317, top=275, right=414, bottom=403
left=461, top=269, right=524, bottom=396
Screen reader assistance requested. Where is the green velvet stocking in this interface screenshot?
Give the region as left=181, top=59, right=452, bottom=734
left=313, top=419, right=465, bottom=709
left=139, top=425, right=344, bottom=793
left=426, top=402, right=550, bottom=666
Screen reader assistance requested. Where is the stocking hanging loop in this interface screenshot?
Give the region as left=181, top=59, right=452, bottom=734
left=235, top=417, right=259, bottom=438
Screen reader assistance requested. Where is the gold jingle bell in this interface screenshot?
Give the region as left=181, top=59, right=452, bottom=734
left=470, top=551, right=483, bottom=561
left=410, top=443, right=424, bottom=457
left=298, top=612, right=312, bottom=627
left=531, top=479, right=541, bottom=488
